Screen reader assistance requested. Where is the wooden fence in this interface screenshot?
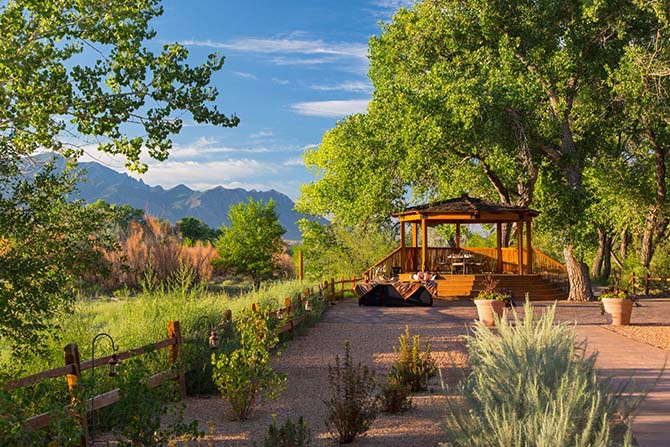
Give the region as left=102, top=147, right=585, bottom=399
left=629, top=272, right=670, bottom=296
left=2, top=278, right=357, bottom=445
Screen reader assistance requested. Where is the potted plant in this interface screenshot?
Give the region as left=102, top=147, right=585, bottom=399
left=473, top=275, right=509, bottom=327
left=599, top=289, right=634, bottom=325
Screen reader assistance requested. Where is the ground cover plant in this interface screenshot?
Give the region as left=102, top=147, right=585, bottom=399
left=323, top=342, right=378, bottom=444
left=442, top=301, right=638, bottom=447
left=261, top=416, right=311, bottom=447
left=390, top=326, right=436, bottom=392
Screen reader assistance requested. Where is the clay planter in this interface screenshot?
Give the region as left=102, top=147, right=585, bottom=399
left=474, top=299, right=505, bottom=327
left=601, top=298, right=633, bottom=325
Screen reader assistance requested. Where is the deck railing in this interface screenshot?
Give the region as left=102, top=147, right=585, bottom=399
left=365, top=246, right=567, bottom=282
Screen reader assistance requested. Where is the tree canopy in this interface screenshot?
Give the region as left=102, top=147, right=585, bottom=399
left=299, top=0, right=667, bottom=300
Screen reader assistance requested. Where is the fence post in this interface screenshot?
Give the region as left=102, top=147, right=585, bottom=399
left=330, top=278, right=335, bottom=301
left=224, top=309, right=232, bottom=323
left=64, top=343, right=89, bottom=447
left=645, top=272, right=650, bottom=296
left=251, top=302, right=260, bottom=313
left=340, top=275, right=345, bottom=299
left=298, top=251, right=304, bottom=282
left=167, top=321, right=187, bottom=399
left=284, top=296, right=292, bottom=313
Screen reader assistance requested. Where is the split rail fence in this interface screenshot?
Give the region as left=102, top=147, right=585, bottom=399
left=2, top=276, right=360, bottom=445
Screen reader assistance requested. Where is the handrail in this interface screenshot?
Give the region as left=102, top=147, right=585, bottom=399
left=532, top=248, right=567, bottom=272
left=364, top=246, right=401, bottom=277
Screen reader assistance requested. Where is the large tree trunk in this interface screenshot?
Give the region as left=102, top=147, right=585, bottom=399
left=640, top=128, right=668, bottom=269
left=565, top=243, right=595, bottom=301
left=620, top=227, right=628, bottom=262
left=590, top=226, right=606, bottom=279
left=602, top=233, right=612, bottom=280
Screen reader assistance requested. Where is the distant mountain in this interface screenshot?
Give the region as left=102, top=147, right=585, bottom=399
left=33, top=154, right=324, bottom=240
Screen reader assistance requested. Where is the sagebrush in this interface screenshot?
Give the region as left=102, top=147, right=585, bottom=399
left=262, top=416, right=311, bottom=447
left=441, top=301, right=639, bottom=447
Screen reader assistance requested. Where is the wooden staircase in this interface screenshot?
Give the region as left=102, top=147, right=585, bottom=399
left=432, top=274, right=568, bottom=301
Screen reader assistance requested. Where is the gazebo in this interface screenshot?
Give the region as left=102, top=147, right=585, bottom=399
left=396, top=194, right=538, bottom=275
left=363, top=194, right=566, bottom=300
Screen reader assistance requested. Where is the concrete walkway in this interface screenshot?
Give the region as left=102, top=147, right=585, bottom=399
left=575, top=325, right=669, bottom=447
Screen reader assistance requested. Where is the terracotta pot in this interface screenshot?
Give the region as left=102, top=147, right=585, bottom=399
left=601, top=298, right=633, bottom=325
left=474, top=299, right=505, bottom=327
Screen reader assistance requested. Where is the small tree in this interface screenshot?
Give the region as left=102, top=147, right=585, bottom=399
left=177, top=216, right=218, bottom=244
left=214, top=198, right=286, bottom=288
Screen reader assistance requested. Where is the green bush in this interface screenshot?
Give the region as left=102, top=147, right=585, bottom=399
left=323, top=342, right=378, bottom=444
left=262, top=416, right=311, bottom=447
left=442, top=301, right=637, bottom=447
left=390, top=326, right=436, bottom=392
left=111, top=356, right=201, bottom=446
left=211, top=310, right=286, bottom=421
left=378, top=375, right=412, bottom=414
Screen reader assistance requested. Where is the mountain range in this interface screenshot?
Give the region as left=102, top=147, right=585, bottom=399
left=41, top=155, right=322, bottom=240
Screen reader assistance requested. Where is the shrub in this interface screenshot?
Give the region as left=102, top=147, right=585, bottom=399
left=323, top=342, right=378, bottom=444
left=262, top=416, right=311, bottom=447
left=211, top=310, right=286, bottom=420
left=378, top=375, right=412, bottom=414
left=441, top=301, right=638, bottom=447
left=390, top=326, right=436, bottom=392
left=112, top=356, right=201, bottom=446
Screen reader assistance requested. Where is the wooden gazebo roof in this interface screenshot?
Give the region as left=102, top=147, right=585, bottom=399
left=394, top=194, right=539, bottom=224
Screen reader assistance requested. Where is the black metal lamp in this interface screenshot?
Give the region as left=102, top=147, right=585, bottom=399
left=91, top=332, right=120, bottom=446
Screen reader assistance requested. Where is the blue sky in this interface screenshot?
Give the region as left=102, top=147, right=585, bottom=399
left=83, top=0, right=413, bottom=200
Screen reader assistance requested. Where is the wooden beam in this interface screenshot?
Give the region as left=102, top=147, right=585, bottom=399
left=412, top=223, right=418, bottom=247
left=526, top=220, right=533, bottom=274
left=517, top=220, right=523, bottom=275
left=421, top=218, right=427, bottom=271
left=399, top=222, right=406, bottom=273
left=455, top=223, right=461, bottom=250
left=496, top=222, right=503, bottom=273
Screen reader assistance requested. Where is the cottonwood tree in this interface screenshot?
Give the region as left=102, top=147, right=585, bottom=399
left=0, top=0, right=238, bottom=353
left=214, top=198, right=286, bottom=288
left=301, top=0, right=656, bottom=300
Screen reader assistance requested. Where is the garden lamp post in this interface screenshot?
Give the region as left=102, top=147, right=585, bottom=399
left=90, top=333, right=120, bottom=446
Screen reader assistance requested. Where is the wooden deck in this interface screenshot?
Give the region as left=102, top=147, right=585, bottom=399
left=399, top=273, right=568, bottom=301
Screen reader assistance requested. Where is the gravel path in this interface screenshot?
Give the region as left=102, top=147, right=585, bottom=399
left=181, top=299, right=474, bottom=446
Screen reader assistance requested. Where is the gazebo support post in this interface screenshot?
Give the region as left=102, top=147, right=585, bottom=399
left=455, top=223, right=461, bottom=250
left=399, top=221, right=406, bottom=273
left=526, top=220, right=533, bottom=274
left=421, top=218, right=428, bottom=272
left=517, top=220, right=524, bottom=275
left=496, top=222, right=503, bottom=273
left=412, top=223, right=418, bottom=270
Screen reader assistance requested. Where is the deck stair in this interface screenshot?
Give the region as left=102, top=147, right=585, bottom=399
left=433, top=274, right=568, bottom=301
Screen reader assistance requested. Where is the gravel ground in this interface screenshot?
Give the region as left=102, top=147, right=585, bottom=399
left=179, top=299, right=474, bottom=446
left=601, top=297, right=670, bottom=351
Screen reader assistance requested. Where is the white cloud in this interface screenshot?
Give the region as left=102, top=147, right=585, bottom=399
left=309, top=80, right=373, bottom=93
left=250, top=130, right=274, bottom=138
left=184, top=37, right=368, bottom=60
left=272, top=77, right=290, bottom=85
left=233, top=71, right=258, bottom=80
left=290, top=99, right=370, bottom=118
left=283, top=157, right=305, bottom=167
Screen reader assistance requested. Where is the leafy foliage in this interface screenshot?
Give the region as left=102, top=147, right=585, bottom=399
left=0, top=162, right=109, bottom=354
left=296, top=219, right=396, bottom=280
left=112, top=356, right=201, bottom=446
left=378, top=375, right=412, bottom=414
left=215, top=198, right=287, bottom=288
left=262, top=416, right=311, bottom=447
left=323, top=342, right=378, bottom=444
left=389, top=326, right=436, bottom=392
left=177, top=216, right=219, bottom=245
left=211, top=310, right=286, bottom=421
left=0, top=0, right=237, bottom=353
left=442, top=301, right=637, bottom=447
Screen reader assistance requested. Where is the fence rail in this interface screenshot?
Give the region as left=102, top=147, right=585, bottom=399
left=3, top=277, right=356, bottom=444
